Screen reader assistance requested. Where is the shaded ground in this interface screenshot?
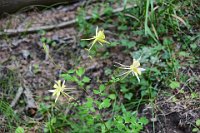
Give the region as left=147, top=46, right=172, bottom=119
left=0, top=1, right=199, bottom=133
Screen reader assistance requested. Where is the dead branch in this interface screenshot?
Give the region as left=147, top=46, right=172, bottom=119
left=0, top=4, right=136, bottom=36
left=24, top=87, right=37, bottom=117
left=10, top=87, right=24, bottom=108
left=0, top=0, right=79, bottom=14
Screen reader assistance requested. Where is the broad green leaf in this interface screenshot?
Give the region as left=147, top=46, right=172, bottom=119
left=82, top=76, right=91, bottom=83
left=169, top=81, right=180, bottom=89
left=76, top=67, right=85, bottom=77
left=192, top=128, right=199, bottom=132
left=85, top=98, right=93, bottom=108
left=68, top=69, right=75, bottom=74
left=99, top=99, right=111, bottom=109
left=15, top=127, right=24, bottom=133
left=93, top=90, right=100, bottom=94
left=124, top=93, right=133, bottom=100
left=60, top=74, right=73, bottom=81
left=139, top=117, right=149, bottom=125
left=99, top=84, right=106, bottom=92
left=179, top=51, right=190, bottom=57
left=120, top=39, right=136, bottom=48
left=196, top=119, right=200, bottom=126
left=108, top=94, right=116, bottom=100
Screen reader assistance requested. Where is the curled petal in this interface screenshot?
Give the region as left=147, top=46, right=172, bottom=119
left=134, top=72, right=140, bottom=82
left=132, top=59, right=140, bottom=67
left=98, top=39, right=110, bottom=44
left=56, top=80, right=61, bottom=85
left=138, top=68, right=145, bottom=72
left=61, top=81, right=66, bottom=88
left=55, top=95, right=59, bottom=103
left=96, top=26, right=98, bottom=35
left=48, top=90, right=55, bottom=93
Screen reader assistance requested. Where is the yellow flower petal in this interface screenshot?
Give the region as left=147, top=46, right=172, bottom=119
left=49, top=80, right=74, bottom=103
left=53, top=84, right=59, bottom=89
left=81, top=26, right=109, bottom=51
left=132, top=59, right=140, bottom=68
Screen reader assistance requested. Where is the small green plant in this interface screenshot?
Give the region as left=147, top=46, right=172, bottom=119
left=0, top=100, right=21, bottom=132
left=65, top=80, right=148, bottom=133
left=61, top=67, right=91, bottom=89
left=169, top=81, right=180, bottom=89
left=44, top=117, right=57, bottom=133
left=192, top=119, right=200, bottom=132
left=15, top=127, right=24, bottom=133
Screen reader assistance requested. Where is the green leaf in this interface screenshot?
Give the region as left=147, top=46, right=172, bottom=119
left=179, top=51, right=190, bottom=57
left=124, top=93, right=133, bottom=100
left=123, top=112, right=132, bottom=123
left=108, top=94, right=116, bottom=100
left=15, top=127, right=24, bottom=133
left=191, top=43, right=197, bottom=50
left=72, top=76, right=79, bottom=82
left=82, top=76, right=91, bottom=83
left=40, top=37, right=47, bottom=43
left=85, top=98, right=93, bottom=108
left=93, top=90, right=100, bottom=94
left=51, top=117, right=56, bottom=124
left=99, top=84, right=106, bottom=92
left=110, top=41, right=118, bottom=47
left=139, top=117, right=149, bottom=125
left=163, top=37, right=173, bottom=45
left=99, top=99, right=111, bottom=109
left=191, top=92, right=198, bottom=99
left=120, top=39, right=136, bottom=48
left=110, top=77, right=120, bottom=83
left=77, top=81, right=84, bottom=87
left=60, top=74, right=73, bottom=81
left=68, top=69, right=75, bottom=74
left=192, top=128, right=199, bottom=132
left=196, top=119, right=200, bottom=126
left=103, top=6, right=113, bottom=16
left=169, top=81, right=180, bottom=89
left=120, top=84, right=128, bottom=93
left=145, top=26, right=160, bottom=45
left=104, top=68, right=112, bottom=76
left=76, top=67, right=85, bottom=77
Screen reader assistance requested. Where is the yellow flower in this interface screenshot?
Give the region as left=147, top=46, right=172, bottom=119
left=81, top=26, right=110, bottom=51
left=48, top=80, right=74, bottom=103
left=115, top=58, right=145, bottom=82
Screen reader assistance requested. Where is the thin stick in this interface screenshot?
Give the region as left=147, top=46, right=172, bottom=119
left=24, top=87, right=37, bottom=116
left=0, top=4, right=136, bottom=36
left=10, top=87, right=24, bottom=108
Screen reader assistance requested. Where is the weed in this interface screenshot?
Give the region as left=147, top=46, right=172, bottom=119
left=192, top=119, right=200, bottom=132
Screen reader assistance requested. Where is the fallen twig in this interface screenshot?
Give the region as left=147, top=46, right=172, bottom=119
left=24, top=87, right=37, bottom=117
left=10, top=87, right=24, bottom=108
left=0, top=4, right=136, bottom=36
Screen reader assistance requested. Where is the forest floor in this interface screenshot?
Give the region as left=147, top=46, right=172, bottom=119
left=0, top=0, right=199, bottom=133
